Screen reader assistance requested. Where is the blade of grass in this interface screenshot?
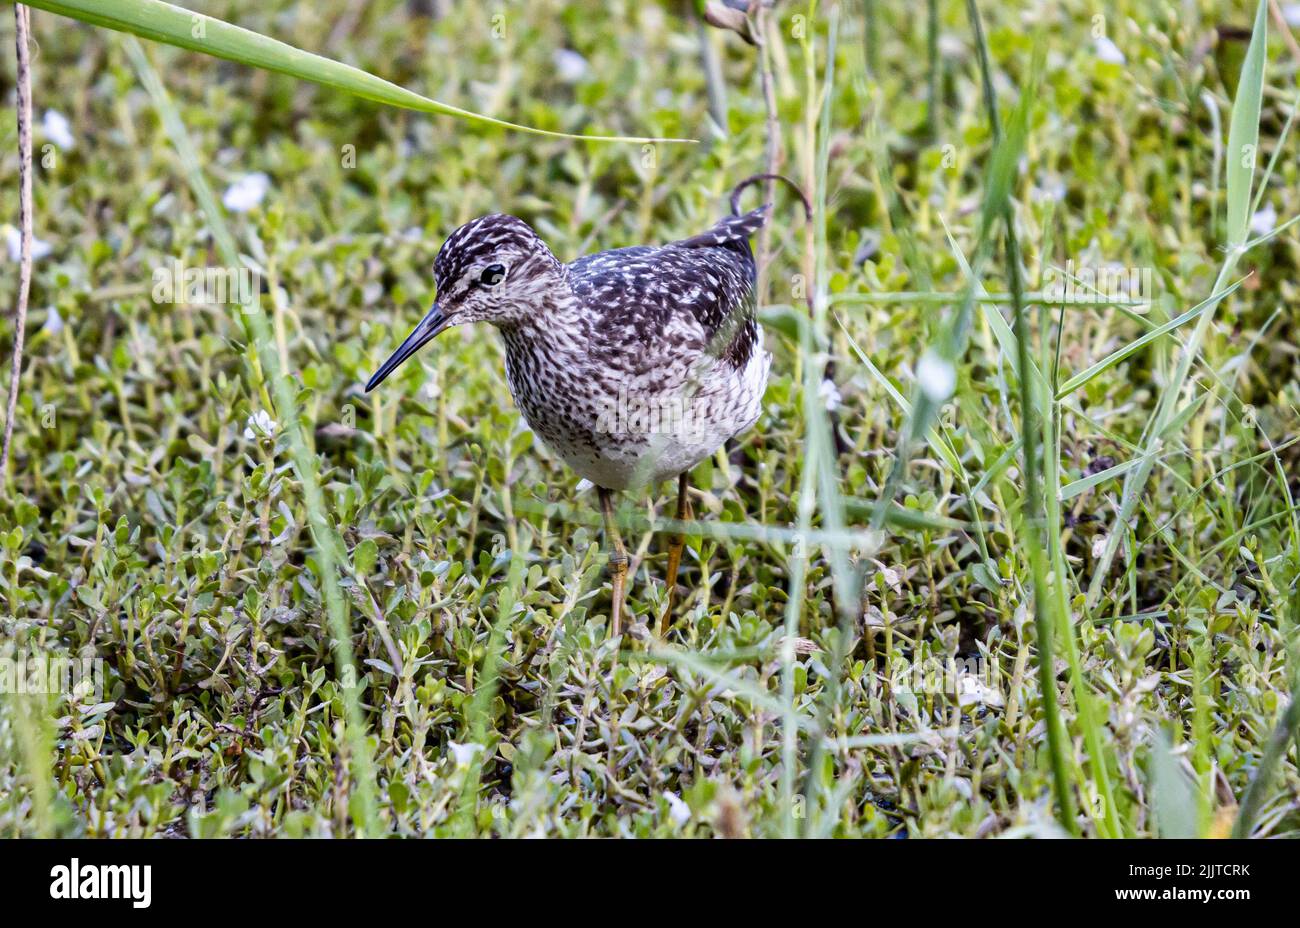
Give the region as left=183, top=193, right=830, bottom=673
left=841, top=498, right=969, bottom=533
left=513, top=496, right=882, bottom=551
left=1055, top=278, right=1245, bottom=399
left=1059, top=458, right=1142, bottom=501
left=1248, top=89, right=1298, bottom=219
left=4, top=688, right=54, bottom=837
left=1006, top=204, right=1083, bottom=836
left=1242, top=210, right=1300, bottom=250
left=1226, top=0, right=1269, bottom=250
left=832, top=290, right=1149, bottom=308
left=1233, top=693, right=1300, bottom=837
left=30, top=0, right=693, bottom=144
left=1202, top=90, right=1223, bottom=238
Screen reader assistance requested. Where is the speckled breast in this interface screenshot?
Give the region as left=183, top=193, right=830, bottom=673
left=502, top=334, right=770, bottom=491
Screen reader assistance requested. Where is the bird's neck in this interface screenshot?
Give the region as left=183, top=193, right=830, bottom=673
left=496, top=273, right=590, bottom=365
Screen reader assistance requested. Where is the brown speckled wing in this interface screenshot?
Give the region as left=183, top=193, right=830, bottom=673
left=567, top=206, right=767, bottom=369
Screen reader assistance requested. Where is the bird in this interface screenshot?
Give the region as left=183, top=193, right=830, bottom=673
left=366, top=174, right=808, bottom=637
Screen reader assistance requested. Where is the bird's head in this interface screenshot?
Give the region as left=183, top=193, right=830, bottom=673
left=366, top=214, right=560, bottom=391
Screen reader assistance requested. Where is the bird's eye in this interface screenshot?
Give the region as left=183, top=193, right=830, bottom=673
left=479, top=264, right=506, bottom=287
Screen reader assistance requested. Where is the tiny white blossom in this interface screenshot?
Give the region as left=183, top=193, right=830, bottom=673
left=448, top=741, right=482, bottom=766
left=957, top=673, right=1005, bottom=708
left=243, top=409, right=277, bottom=440
left=42, top=304, right=63, bottom=335
left=42, top=110, right=75, bottom=149
left=553, top=49, right=589, bottom=83
left=917, top=351, right=956, bottom=402
left=1094, top=37, right=1126, bottom=65
left=1035, top=178, right=1066, bottom=202
left=938, top=35, right=965, bottom=58
left=1284, top=4, right=1300, bottom=27
left=663, top=791, right=690, bottom=826
left=71, top=676, right=96, bottom=701
left=222, top=172, right=270, bottom=212
left=818, top=377, right=842, bottom=412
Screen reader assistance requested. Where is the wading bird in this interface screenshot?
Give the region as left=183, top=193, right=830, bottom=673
left=366, top=175, right=806, bottom=636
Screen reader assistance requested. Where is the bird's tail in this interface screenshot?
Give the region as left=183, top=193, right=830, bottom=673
left=678, top=174, right=813, bottom=249
left=728, top=173, right=812, bottom=220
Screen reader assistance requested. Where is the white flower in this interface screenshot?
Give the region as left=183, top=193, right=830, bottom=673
left=42, top=304, right=63, bottom=335
left=818, top=377, right=842, bottom=412
left=1284, top=4, right=1300, bottom=27
left=1094, top=37, right=1125, bottom=65
left=448, top=741, right=482, bottom=766
left=1249, top=203, right=1277, bottom=237
left=42, top=110, right=74, bottom=149
left=938, top=35, right=965, bottom=58
left=222, top=172, right=270, bottom=212
left=243, top=409, right=276, bottom=440
left=552, top=48, right=589, bottom=83
left=956, top=673, right=1005, bottom=708
left=1035, top=178, right=1066, bottom=202
left=3, top=225, right=52, bottom=262
left=662, top=791, right=690, bottom=826
left=917, top=351, right=956, bottom=403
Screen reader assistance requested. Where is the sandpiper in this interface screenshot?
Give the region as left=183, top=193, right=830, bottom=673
left=366, top=174, right=807, bottom=636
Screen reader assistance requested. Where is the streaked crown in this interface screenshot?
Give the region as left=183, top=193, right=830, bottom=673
left=435, top=214, right=553, bottom=293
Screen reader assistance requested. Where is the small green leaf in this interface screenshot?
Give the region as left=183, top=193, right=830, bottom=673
left=1225, top=0, right=1268, bottom=248
left=353, top=538, right=378, bottom=577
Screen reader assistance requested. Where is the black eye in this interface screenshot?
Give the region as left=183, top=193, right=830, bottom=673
left=479, top=264, right=505, bottom=286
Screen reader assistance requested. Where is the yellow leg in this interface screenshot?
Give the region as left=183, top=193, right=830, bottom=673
left=658, top=473, right=691, bottom=637
left=599, top=488, right=628, bottom=637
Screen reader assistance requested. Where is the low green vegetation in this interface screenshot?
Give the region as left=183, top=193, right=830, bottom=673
left=1, top=0, right=1297, bottom=837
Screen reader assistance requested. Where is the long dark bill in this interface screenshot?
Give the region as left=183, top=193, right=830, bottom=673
left=365, top=303, right=450, bottom=392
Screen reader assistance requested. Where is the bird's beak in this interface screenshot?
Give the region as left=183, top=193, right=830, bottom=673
left=365, top=302, right=450, bottom=392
